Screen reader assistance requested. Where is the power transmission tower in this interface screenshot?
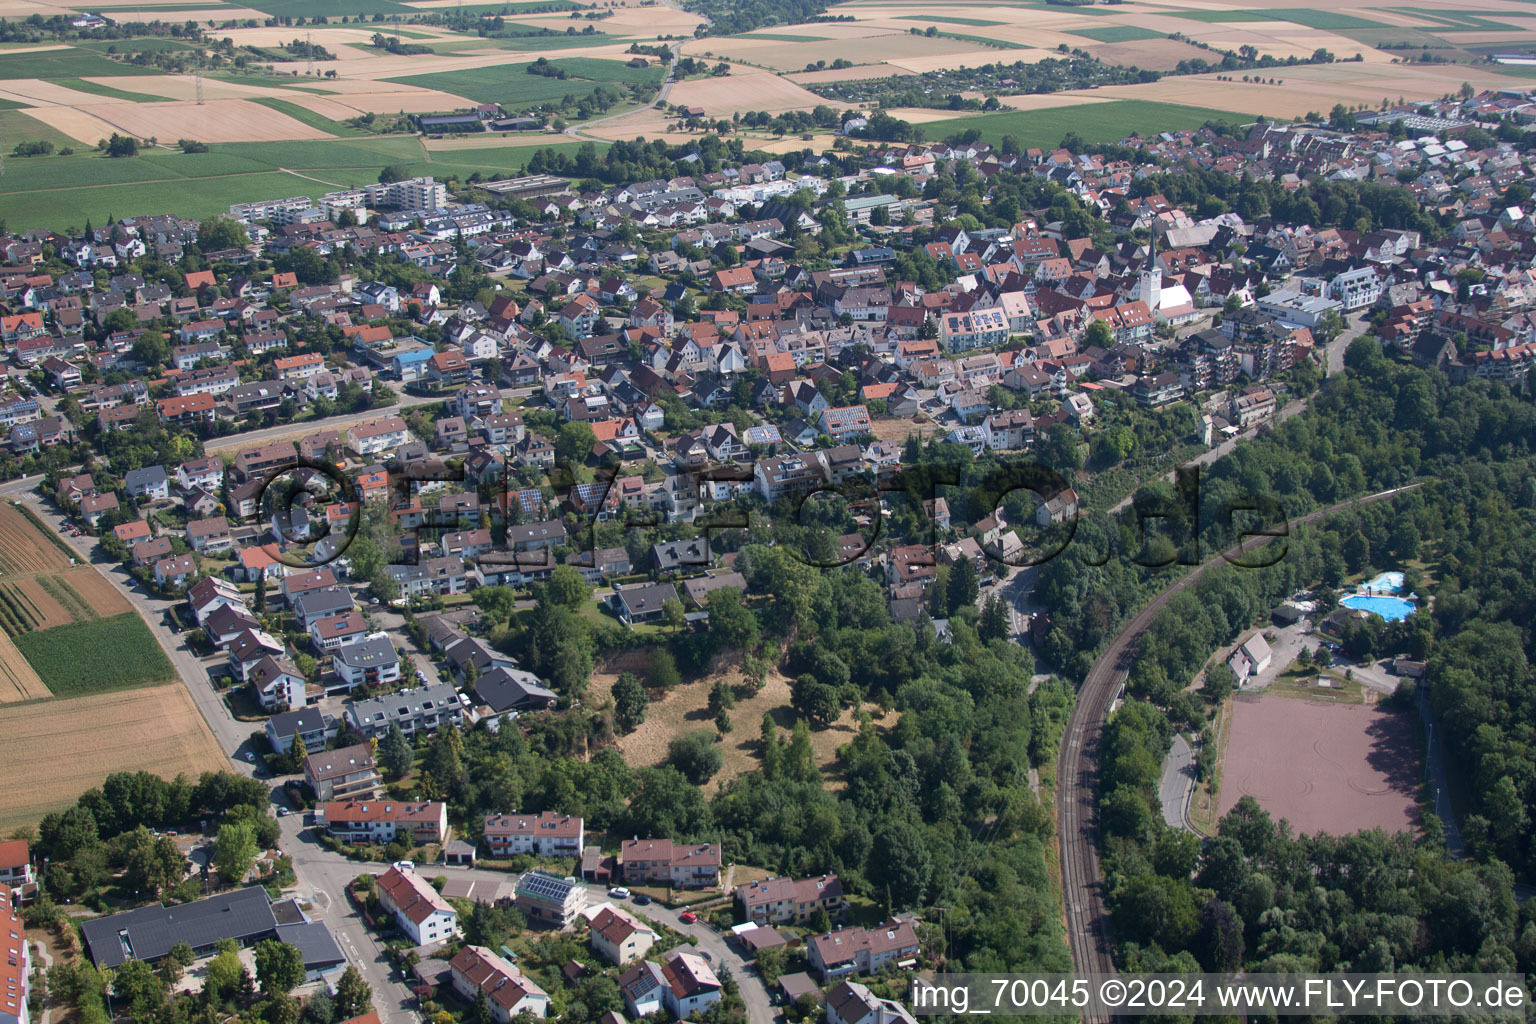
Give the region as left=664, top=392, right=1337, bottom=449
left=306, top=31, right=314, bottom=76
left=195, top=65, right=204, bottom=105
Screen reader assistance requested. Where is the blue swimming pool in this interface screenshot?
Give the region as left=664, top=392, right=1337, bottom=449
left=1341, top=594, right=1416, bottom=621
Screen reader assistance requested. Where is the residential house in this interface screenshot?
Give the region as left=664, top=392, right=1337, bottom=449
left=808, top=920, right=921, bottom=980
left=514, top=871, right=587, bottom=929
left=736, top=874, right=845, bottom=927
left=449, top=946, right=549, bottom=1021
left=345, top=682, right=464, bottom=739
left=586, top=905, right=657, bottom=966
left=376, top=867, right=458, bottom=947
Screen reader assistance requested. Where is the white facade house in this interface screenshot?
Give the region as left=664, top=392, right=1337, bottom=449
left=376, top=866, right=458, bottom=946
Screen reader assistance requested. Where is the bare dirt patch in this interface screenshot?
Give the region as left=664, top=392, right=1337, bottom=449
left=0, top=683, right=227, bottom=832
left=589, top=653, right=895, bottom=788
left=1216, top=695, right=1420, bottom=837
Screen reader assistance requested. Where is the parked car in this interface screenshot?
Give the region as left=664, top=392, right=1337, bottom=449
left=631, top=893, right=652, bottom=906
left=678, top=911, right=698, bottom=924
left=607, top=886, right=630, bottom=900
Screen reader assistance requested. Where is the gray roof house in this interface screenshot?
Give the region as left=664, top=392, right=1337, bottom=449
left=123, top=464, right=170, bottom=498
left=474, top=666, right=557, bottom=716
left=609, top=582, right=679, bottom=625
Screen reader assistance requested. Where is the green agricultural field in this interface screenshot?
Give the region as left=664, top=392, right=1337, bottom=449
left=14, top=613, right=175, bottom=698
left=74, top=37, right=207, bottom=52
left=51, top=78, right=171, bottom=102
left=240, top=0, right=416, bottom=17
left=894, top=13, right=1006, bottom=25
left=1270, top=9, right=1384, bottom=30
left=0, top=135, right=600, bottom=230
left=1169, top=9, right=1279, bottom=22
left=386, top=56, right=657, bottom=108
left=0, top=47, right=166, bottom=77
left=0, top=99, right=26, bottom=111
left=1069, top=25, right=1169, bottom=42
left=1386, top=9, right=1522, bottom=30
left=440, top=0, right=581, bottom=13
left=249, top=97, right=373, bottom=136
left=929, top=99, right=1258, bottom=150
left=0, top=110, right=81, bottom=154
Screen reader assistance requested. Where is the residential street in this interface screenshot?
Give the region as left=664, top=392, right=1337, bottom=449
left=0, top=473, right=775, bottom=1024
left=275, top=811, right=776, bottom=1024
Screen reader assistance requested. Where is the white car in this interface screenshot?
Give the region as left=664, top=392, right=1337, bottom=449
left=607, top=886, right=631, bottom=900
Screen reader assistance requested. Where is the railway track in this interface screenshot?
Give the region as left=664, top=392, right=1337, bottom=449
left=1055, top=484, right=1422, bottom=1021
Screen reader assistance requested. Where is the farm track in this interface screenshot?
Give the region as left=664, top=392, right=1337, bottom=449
left=1057, top=483, right=1422, bottom=1014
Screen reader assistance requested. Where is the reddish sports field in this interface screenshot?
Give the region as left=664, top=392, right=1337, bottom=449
left=1217, top=696, right=1419, bottom=836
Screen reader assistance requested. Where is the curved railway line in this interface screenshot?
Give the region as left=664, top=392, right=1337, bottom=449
left=1055, top=483, right=1423, bottom=1021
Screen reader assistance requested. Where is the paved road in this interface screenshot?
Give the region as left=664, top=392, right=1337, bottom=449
left=0, top=476, right=260, bottom=760
left=564, top=0, right=700, bottom=142
left=278, top=811, right=774, bottom=1024
left=1057, top=484, right=1422, bottom=1008
left=1158, top=734, right=1195, bottom=830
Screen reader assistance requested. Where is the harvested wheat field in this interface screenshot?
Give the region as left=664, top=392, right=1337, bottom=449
left=0, top=684, right=227, bottom=832
left=588, top=652, right=897, bottom=789
left=0, top=78, right=137, bottom=106
left=0, top=632, right=47, bottom=705
left=1086, top=38, right=1216, bottom=70
left=785, top=64, right=916, bottom=84
left=78, top=98, right=331, bottom=143
left=667, top=65, right=839, bottom=116
left=0, top=504, right=73, bottom=575
left=1059, top=59, right=1519, bottom=118
left=12, top=105, right=123, bottom=145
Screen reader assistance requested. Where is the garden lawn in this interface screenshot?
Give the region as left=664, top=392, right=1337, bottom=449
left=14, top=612, right=176, bottom=697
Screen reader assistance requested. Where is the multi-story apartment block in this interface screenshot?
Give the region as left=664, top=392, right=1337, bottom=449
left=323, top=800, right=447, bottom=845
left=303, top=743, right=383, bottom=802
left=619, top=839, right=721, bottom=889
left=482, top=812, right=584, bottom=858
left=346, top=682, right=464, bottom=739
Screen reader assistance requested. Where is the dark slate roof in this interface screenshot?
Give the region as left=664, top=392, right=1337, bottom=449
left=474, top=666, right=556, bottom=713
left=82, top=887, right=277, bottom=967
left=275, top=922, right=346, bottom=971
